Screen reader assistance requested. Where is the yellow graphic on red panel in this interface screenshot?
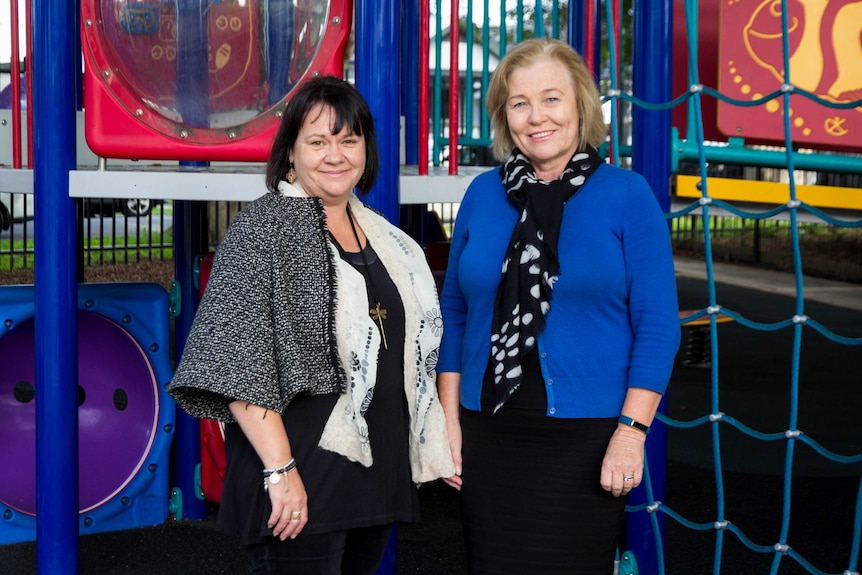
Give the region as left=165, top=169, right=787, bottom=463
left=717, top=0, right=861, bottom=149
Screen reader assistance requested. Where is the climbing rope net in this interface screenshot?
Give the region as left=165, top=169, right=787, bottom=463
left=599, top=1, right=862, bottom=574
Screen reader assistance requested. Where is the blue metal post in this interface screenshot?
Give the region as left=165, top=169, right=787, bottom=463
left=171, top=2, right=210, bottom=520
left=630, top=1, right=673, bottom=574
left=592, top=0, right=603, bottom=80
left=355, top=0, right=400, bottom=224
left=32, top=0, right=79, bottom=571
left=355, top=3, right=400, bottom=572
left=568, top=0, right=586, bottom=55
left=632, top=0, right=673, bottom=212
left=175, top=2, right=209, bottom=128
left=171, top=196, right=209, bottom=521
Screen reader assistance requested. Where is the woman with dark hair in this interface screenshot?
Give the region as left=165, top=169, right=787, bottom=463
left=437, top=38, right=680, bottom=574
left=169, top=75, right=455, bottom=574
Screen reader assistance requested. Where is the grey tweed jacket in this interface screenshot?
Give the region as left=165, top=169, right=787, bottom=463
left=168, top=189, right=456, bottom=483
left=169, top=192, right=343, bottom=421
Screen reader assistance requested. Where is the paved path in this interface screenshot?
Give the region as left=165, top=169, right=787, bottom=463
left=674, top=256, right=862, bottom=311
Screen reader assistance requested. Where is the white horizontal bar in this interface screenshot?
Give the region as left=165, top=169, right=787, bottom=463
left=0, top=168, right=34, bottom=194
left=67, top=165, right=488, bottom=204
left=0, top=165, right=853, bottom=223
left=69, top=167, right=267, bottom=202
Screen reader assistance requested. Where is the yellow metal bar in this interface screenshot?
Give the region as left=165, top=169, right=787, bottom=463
left=675, top=175, right=862, bottom=211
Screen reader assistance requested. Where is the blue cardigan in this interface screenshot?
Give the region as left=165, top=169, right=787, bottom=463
left=437, top=164, right=681, bottom=417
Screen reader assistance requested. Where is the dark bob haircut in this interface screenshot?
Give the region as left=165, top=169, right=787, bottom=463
left=265, top=75, right=379, bottom=196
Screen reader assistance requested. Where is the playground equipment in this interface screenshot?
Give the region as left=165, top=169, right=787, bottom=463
left=80, top=0, right=351, bottom=161
left=0, top=283, right=174, bottom=544
left=2, top=0, right=861, bottom=574
left=674, top=174, right=862, bottom=220
left=195, top=252, right=226, bottom=505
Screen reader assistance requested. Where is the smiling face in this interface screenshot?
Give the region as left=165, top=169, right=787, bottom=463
left=505, top=56, right=581, bottom=181
left=289, top=103, right=366, bottom=207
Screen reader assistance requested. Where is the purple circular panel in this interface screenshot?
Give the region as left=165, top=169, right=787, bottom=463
left=0, top=311, right=158, bottom=515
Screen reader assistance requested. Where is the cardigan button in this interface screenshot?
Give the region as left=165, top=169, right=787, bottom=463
left=549, top=408, right=556, bottom=414
left=547, top=379, right=553, bottom=385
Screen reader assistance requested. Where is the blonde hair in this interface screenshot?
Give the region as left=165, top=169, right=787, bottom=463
left=485, top=37, right=607, bottom=161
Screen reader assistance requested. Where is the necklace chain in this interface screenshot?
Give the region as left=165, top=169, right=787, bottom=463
left=346, top=205, right=388, bottom=350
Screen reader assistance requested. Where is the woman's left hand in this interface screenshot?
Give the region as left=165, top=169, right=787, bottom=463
left=599, top=426, right=647, bottom=497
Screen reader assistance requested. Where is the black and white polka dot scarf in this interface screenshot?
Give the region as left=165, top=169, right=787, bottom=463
left=490, top=146, right=602, bottom=412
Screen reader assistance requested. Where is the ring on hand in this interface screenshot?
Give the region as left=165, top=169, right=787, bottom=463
left=290, top=511, right=302, bottom=522
left=623, top=475, right=634, bottom=482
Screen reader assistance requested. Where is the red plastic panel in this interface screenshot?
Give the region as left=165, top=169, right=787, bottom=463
left=80, top=0, right=351, bottom=161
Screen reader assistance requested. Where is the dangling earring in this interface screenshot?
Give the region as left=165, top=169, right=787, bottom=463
left=286, top=163, right=297, bottom=184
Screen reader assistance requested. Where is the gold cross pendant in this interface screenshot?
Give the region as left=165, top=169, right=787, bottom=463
left=370, top=303, right=388, bottom=350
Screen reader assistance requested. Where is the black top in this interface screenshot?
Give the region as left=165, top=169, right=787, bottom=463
left=218, top=241, right=420, bottom=544
left=480, top=349, right=547, bottom=414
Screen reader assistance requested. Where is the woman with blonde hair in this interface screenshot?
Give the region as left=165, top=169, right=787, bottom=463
left=437, top=38, right=680, bottom=574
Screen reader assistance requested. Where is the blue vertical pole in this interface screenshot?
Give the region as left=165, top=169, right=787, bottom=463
left=172, top=196, right=209, bottom=520
left=33, top=0, right=79, bottom=571
left=568, top=0, right=586, bottom=55
left=592, top=0, right=603, bottom=80
left=171, top=3, right=210, bottom=520
left=630, top=1, right=673, bottom=574
left=355, top=0, right=400, bottom=224
left=355, top=3, right=400, bottom=572
left=175, top=2, right=209, bottom=128
left=632, top=0, right=673, bottom=212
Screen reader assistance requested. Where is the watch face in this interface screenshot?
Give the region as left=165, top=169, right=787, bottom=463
left=268, top=472, right=281, bottom=485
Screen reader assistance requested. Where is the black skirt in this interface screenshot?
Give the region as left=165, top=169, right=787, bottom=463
left=460, top=407, right=625, bottom=575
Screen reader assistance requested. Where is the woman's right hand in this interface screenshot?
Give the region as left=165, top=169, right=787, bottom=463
left=443, top=418, right=463, bottom=490
left=228, top=401, right=306, bottom=539
left=267, top=468, right=308, bottom=540
left=437, top=372, right=464, bottom=490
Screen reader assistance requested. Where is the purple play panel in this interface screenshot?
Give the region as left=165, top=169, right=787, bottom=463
left=0, top=311, right=159, bottom=515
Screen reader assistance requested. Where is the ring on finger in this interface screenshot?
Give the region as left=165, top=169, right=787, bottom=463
left=290, top=511, right=302, bottom=522
left=623, top=475, right=634, bottom=482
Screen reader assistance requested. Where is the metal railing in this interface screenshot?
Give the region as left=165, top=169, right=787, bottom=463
left=0, top=196, right=173, bottom=272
